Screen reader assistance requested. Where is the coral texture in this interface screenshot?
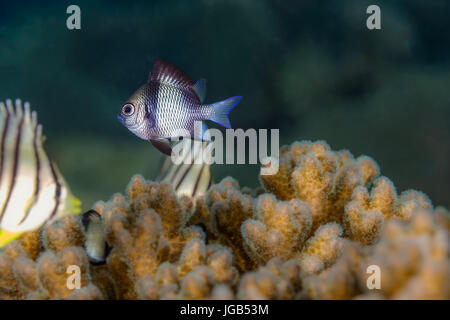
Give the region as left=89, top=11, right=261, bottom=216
left=1, top=140, right=448, bottom=300
left=0, top=217, right=102, bottom=299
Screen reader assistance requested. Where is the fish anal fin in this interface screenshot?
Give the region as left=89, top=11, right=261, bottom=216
left=150, top=138, right=173, bottom=156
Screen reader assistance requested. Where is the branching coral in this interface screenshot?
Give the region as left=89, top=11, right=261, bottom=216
left=0, top=217, right=102, bottom=299
left=299, top=207, right=450, bottom=300
left=301, top=240, right=366, bottom=299
left=356, top=208, right=450, bottom=299
left=0, top=140, right=448, bottom=300
left=191, top=177, right=255, bottom=271
left=90, top=175, right=238, bottom=299
left=261, top=142, right=380, bottom=228
left=241, top=194, right=345, bottom=274
left=242, top=195, right=313, bottom=264
left=260, top=141, right=430, bottom=245
left=237, top=258, right=303, bottom=300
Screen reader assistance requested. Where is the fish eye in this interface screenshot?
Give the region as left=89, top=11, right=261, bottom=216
left=121, top=103, right=135, bottom=117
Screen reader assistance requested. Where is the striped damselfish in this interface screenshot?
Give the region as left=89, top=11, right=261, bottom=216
left=0, top=99, right=81, bottom=247
left=117, top=59, right=242, bottom=156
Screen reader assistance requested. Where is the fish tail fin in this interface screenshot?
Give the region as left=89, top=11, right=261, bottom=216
left=207, top=96, right=242, bottom=129
left=0, top=229, right=23, bottom=248
left=61, top=193, right=82, bottom=218
left=66, top=194, right=82, bottom=216
left=70, top=195, right=82, bottom=214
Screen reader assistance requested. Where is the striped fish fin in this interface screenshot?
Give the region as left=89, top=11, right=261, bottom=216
left=0, top=99, right=81, bottom=236
left=148, top=59, right=195, bottom=90
left=157, top=139, right=212, bottom=199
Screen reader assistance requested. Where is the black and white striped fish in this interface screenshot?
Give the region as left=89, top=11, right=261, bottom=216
left=0, top=99, right=81, bottom=247
left=156, top=138, right=212, bottom=199
left=117, top=59, right=242, bottom=156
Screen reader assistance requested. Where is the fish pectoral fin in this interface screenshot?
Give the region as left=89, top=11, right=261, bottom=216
left=150, top=138, right=173, bottom=156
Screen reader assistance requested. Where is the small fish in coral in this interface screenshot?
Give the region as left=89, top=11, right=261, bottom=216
left=0, top=99, right=81, bottom=247
left=117, top=59, right=242, bottom=155
left=82, top=209, right=111, bottom=264
left=156, top=138, right=212, bottom=200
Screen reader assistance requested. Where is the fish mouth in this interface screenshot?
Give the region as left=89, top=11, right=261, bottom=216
left=117, top=113, right=125, bottom=122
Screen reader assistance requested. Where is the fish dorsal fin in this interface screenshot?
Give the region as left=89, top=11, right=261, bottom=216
left=148, top=59, right=195, bottom=90
left=193, top=79, right=207, bottom=103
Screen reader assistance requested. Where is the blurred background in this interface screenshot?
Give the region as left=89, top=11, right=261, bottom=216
left=0, top=0, right=448, bottom=209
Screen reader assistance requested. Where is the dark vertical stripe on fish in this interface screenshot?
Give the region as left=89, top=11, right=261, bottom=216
left=171, top=141, right=194, bottom=183
left=0, top=113, right=24, bottom=219
left=0, top=111, right=10, bottom=185
left=207, top=177, right=212, bottom=190
left=157, top=156, right=171, bottom=181
left=145, top=81, right=159, bottom=123
left=174, top=142, right=202, bottom=191
left=175, top=162, right=194, bottom=191
left=45, top=149, right=62, bottom=220
left=192, top=163, right=206, bottom=198
left=18, top=123, right=40, bottom=225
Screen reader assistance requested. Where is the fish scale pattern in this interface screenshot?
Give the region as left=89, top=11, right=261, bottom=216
left=153, top=83, right=204, bottom=138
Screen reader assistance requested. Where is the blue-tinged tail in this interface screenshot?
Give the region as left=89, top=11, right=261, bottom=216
left=208, top=96, right=242, bottom=129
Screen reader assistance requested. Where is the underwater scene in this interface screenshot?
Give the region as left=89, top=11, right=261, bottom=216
left=0, top=0, right=449, bottom=301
